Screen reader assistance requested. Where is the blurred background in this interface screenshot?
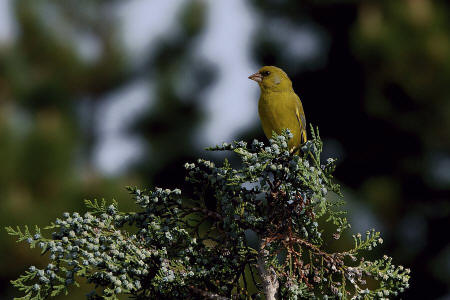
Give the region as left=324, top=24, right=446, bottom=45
left=0, top=0, right=449, bottom=298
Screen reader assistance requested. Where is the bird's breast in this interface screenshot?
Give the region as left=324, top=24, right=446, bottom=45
left=258, top=91, right=302, bottom=147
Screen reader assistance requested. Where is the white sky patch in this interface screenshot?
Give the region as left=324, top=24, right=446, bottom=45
left=95, top=0, right=261, bottom=173
left=94, top=0, right=261, bottom=173
left=0, top=0, right=16, bottom=44
left=113, top=0, right=183, bottom=64
left=94, top=79, right=153, bottom=175
left=267, top=19, right=329, bottom=73
left=94, top=135, right=145, bottom=176
left=73, top=31, right=102, bottom=64
left=196, top=0, right=260, bottom=146
left=93, top=0, right=184, bottom=175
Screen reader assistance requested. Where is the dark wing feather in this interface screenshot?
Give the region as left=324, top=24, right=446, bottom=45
left=294, top=94, right=307, bottom=143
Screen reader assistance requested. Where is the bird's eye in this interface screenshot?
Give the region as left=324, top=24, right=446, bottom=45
left=261, top=71, right=270, bottom=76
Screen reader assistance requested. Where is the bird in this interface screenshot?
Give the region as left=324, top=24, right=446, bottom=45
left=249, top=66, right=307, bottom=152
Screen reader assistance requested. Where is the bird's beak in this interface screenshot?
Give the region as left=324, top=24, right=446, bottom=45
left=248, top=72, right=263, bottom=83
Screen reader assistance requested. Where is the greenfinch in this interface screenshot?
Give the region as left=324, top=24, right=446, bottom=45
left=249, top=66, right=307, bottom=152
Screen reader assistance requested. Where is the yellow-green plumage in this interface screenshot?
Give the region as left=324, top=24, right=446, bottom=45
left=249, top=66, right=307, bottom=151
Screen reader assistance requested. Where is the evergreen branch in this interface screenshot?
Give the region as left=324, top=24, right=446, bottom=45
left=6, top=127, right=410, bottom=299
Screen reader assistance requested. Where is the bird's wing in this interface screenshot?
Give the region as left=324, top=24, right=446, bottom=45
left=294, top=95, right=307, bottom=143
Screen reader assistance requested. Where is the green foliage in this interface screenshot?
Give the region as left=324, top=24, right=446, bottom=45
left=6, top=127, right=410, bottom=299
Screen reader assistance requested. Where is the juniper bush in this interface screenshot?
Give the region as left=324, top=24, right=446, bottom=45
left=6, top=126, right=410, bottom=299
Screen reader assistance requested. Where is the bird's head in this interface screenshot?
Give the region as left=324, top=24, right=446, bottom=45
left=248, top=66, right=292, bottom=92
